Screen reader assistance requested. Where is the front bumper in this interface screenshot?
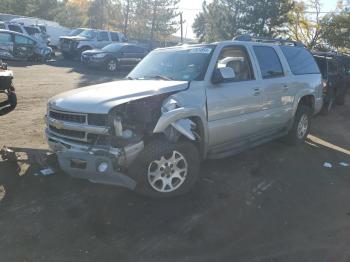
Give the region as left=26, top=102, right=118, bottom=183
left=46, top=130, right=143, bottom=190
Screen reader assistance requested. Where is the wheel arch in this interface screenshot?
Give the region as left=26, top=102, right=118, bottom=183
left=153, top=107, right=209, bottom=159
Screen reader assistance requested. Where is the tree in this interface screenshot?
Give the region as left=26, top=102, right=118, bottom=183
left=321, top=11, right=350, bottom=51
left=193, top=0, right=293, bottom=42
left=243, top=0, right=293, bottom=37
left=55, top=0, right=90, bottom=28
left=287, top=0, right=323, bottom=49
left=87, top=0, right=123, bottom=29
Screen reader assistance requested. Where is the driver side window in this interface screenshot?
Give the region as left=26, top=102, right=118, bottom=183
left=216, top=46, right=255, bottom=82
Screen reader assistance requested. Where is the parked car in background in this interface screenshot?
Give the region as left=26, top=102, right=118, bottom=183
left=313, top=52, right=350, bottom=114
left=10, top=17, right=70, bottom=48
left=81, top=43, right=148, bottom=72
left=59, top=29, right=128, bottom=59
left=0, top=60, right=16, bottom=116
left=46, top=37, right=323, bottom=197
left=0, top=29, right=52, bottom=62
left=0, top=21, right=48, bottom=45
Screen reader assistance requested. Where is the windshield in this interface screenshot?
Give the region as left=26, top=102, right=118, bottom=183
left=78, top=30, right=96, bottom=39
left=102, top=44, right=124, bottom=52
left=128, top=45, right=215, bottom=81
left=68, top=28, right=83, bottom=36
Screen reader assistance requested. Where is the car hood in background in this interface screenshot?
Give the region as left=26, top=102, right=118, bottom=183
left=49, top=80, right=189, bottom=114
left=82, top=49, right=107, bottom=55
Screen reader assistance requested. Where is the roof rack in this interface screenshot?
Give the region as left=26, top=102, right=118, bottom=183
left=233, top=35, right=306, bottom=47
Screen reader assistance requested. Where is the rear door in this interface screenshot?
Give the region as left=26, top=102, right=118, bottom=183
left=252, top=45, right=290, bottom=131
left=96, top=31, right=110, bottom=48
left=206, top=45, right=263, bottom=147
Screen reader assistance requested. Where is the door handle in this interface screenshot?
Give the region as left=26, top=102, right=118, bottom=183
left=253, top=88, right=260, bottom=96
left=283, top=84, right=289, bottom=91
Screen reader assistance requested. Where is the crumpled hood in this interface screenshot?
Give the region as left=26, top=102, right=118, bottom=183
left=49, top=80, right=188, bottom=114
left=60, top=36, right=89, bottom=41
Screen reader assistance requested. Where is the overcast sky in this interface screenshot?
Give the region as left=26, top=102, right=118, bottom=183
left=175, top=0, right=340, bottom=39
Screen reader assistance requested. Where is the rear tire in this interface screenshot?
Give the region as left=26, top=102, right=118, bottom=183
left=285, top=105, right=311, bottom=145
left=129, top=139, right=200, bottom=198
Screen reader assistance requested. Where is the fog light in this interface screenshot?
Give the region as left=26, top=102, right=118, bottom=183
left=97, top=162, right=108, bottom=173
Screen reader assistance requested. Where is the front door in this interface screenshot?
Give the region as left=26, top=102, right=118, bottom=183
left=0, top=32, right=14, bottom=59
left=206, top=45, right=263, bottom=147
left=13, top=34, right=35, bottom=60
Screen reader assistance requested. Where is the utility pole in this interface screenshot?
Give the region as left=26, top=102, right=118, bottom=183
left=180, top=12, right=183, bottom=43
left=150, top=0, right=157, bottom=50
left=123, top=0, right=130, bottom=35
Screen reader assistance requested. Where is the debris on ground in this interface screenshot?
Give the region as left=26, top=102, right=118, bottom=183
left=0, top=146, right=17, bottom=162
left=339, top=162, right=349, bottom=167
left=323, top=162, right=333, bottom=168
left=40, top=167, right=55, bottom=176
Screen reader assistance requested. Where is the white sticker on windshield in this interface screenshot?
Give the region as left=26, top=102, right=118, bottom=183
left=189, top=47, right=212, bottom=54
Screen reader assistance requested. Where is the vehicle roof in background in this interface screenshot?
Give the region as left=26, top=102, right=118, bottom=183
left=0, top=29, right=38, bottom=42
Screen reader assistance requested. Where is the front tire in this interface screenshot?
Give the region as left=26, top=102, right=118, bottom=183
left=129, top=139, right=200, bottom=198
left=285, top=105, right=311, bottom=145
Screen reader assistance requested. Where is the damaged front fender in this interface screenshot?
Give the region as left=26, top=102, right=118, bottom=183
left=153, top=107, right=208, bottom=143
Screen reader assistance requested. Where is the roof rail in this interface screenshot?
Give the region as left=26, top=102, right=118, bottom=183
left=233, top=35, right=306, bottom=48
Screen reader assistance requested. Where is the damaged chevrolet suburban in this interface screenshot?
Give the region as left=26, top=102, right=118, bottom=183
left=46, top=38, right=323, bottom=197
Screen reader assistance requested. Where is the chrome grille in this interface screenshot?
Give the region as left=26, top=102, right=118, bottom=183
left=49, top=110, right=86, bottom=124
left=49, top=125, right=85, bottom=139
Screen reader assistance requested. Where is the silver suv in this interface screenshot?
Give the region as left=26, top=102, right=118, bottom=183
left=46, top=38, right=323, bottom=197
left=59, top=29, right=127, bottom=59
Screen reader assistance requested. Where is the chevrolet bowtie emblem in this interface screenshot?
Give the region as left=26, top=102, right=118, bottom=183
left=52, top=119, right=64, bottom=130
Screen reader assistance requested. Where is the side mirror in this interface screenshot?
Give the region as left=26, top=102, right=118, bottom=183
left=212, top=67, right=235, bottom=84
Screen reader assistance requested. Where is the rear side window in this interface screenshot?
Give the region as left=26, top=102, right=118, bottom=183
left=281, top=46, right=320, bottom=75
left=253, top=46, right=284, bottom=79
left=8, top=24, right=23, bottom=33
left=97, top=31, right=109, bottom=41
left=0, top=32, right=12, bottom=42
left=110, top=32, right=119, bottom=42
left=0, top=23, right=5, bottom=30
left=24, top=26, right=40, bottom=35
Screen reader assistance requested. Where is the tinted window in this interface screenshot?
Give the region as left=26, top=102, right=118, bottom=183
left=253, top=46, right=284, bottom=79
left=123, top=46, right=145, bottom=53
left=0, top=32, right=12, bottom=42
left=0, top=23, right=5, bottom=30
left=8, top=25, right=23, bottom=33
left=110, top=32, right=119, bottom=42
left=281, top=46, right=320, bottom=75
left=216, top=46, right=254, bottom=82
left=328, top=61, right=338, bottom=75
left=14, top=35, right=35, bottom=45
left=314, top=56, right=327, bottom=79
left=25, top=26, right=40, bottom=35
left=98, top=31, right=109, bottom=41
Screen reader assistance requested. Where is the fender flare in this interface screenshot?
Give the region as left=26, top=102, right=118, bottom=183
left=293, top=90, right=315, bottom=115
left=153, top=107, right=209, bottom=157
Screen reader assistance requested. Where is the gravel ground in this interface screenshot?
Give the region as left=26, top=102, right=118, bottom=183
left=0, top=58, right=350, bottom=262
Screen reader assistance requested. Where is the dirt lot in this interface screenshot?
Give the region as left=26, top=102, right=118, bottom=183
left=1, top=58, right=350, bottom=262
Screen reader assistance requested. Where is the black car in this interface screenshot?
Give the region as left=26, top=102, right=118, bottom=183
left=81, top=43, right=148, bottom=72
left=313, top=52, right=350, bottom=114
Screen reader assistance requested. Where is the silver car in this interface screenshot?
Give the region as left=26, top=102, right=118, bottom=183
left=46, top=39, right=323, bottom=197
